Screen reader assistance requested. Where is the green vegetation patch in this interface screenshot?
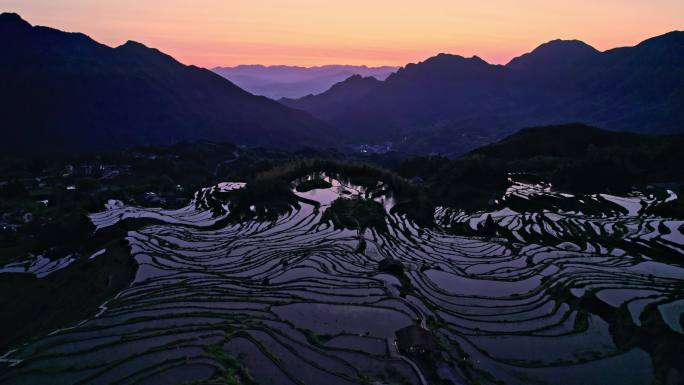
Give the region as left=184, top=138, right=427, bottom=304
left=322, top=197, right=387, bottom=232
left=205, top=344, right=258, bottom=385
left=302, top=329, right=335, bottom=348
left=0, top=239, right=136, bottom=351
left=398, top=124, right=684, bottom=210
left=295, top=178, right=332, bottom=192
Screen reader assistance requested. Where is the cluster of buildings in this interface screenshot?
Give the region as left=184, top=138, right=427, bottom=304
left=0, top=159, right=161, bottom=238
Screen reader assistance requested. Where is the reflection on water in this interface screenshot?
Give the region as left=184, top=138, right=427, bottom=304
left=1, top=176, right=682, bottom=385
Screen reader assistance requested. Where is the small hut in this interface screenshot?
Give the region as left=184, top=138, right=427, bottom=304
left=395, top=325, right=437, bottom=356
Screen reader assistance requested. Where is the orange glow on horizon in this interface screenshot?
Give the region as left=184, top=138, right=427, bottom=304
left=2, top=0, right=682, bottom=68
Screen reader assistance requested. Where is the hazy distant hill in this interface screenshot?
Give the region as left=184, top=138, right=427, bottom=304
left=3, top=11, right=681, bottom=157
left=279, top=75, right=382, bottom=118
left=212, top=64, right=397, bottom=99
left=0, top=13, right=331, bottom=155
left=283, top=33, right=684, bottom=155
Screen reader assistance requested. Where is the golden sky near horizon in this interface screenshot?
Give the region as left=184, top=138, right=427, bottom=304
left=2, top=0, right=683, bottom=68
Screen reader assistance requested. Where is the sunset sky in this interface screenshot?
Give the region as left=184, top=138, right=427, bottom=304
left=2, top=0, right=683, bottom=68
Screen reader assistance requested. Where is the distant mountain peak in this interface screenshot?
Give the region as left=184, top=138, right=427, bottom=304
left=118, top=40, right=148, bottom=49
left=426, top=53, right=488, bottom=65
left=339, top=74, right=378, bottom=83
left=0, top=13, right=330, bottom=154
left=212, top=64, right=397, bottom=99
left=398, top=53, right=490, bottom=73
left=507, top=38, right=598, bottom=69
left=116, top=40, right=164, bottom=55
left=0, top=12, right=31, bottom=30
left=538, top=38, right=595, bottom=49
left=324, top=74, right=381, bottom=93
left=279, top=73, right=383, bottom=119
left=114, top=40, right=181, bottom=65
left=387, top=53, right=493, bottom=83
left=635, top=30, right=684, bottom=48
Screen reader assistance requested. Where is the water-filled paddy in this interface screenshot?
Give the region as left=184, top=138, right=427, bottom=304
left=1, top=175, right=682, bottom=385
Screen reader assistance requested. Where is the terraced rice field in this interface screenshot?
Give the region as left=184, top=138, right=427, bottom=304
left=1, top=176, right=682, bottom=385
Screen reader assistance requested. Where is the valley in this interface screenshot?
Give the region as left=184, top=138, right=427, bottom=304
left=1, top=132, right=683, bottom=384
left=0, top=8, right=682, bottom=385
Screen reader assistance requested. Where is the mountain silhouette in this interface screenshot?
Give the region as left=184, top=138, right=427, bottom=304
left=279, top=75, right=382, bottom=120
left=0, top=13, right=331, bottom=155
left=212, top=65, right=397, bottom=99
left=282, top=32, right=684, bottom=154
left=506, top=39, right=599, bottom=70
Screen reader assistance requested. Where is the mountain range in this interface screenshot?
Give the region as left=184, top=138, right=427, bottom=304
left=0, top=13, right=330, bottom=155
left=212, top=64, right=397, bottom=99
left=279, top=75, right=383, bottom=119
left=1, top=12, right=682, bottom=157
left=281, top=33, right=684, bottom=155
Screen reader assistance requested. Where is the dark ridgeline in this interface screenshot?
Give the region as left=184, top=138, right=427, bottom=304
left=398, top=123, right=684, bottom=210
left=0, top=13, right=332, bottom=156
left=280, top=75, right=382, bottom=118
left=2, top=11, right=682, bottom=157
left=283, top=32, right=684, bottom=154
left=465, top=124, right=684, bottom=190
left=212, top=65, right=397, bottom=99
